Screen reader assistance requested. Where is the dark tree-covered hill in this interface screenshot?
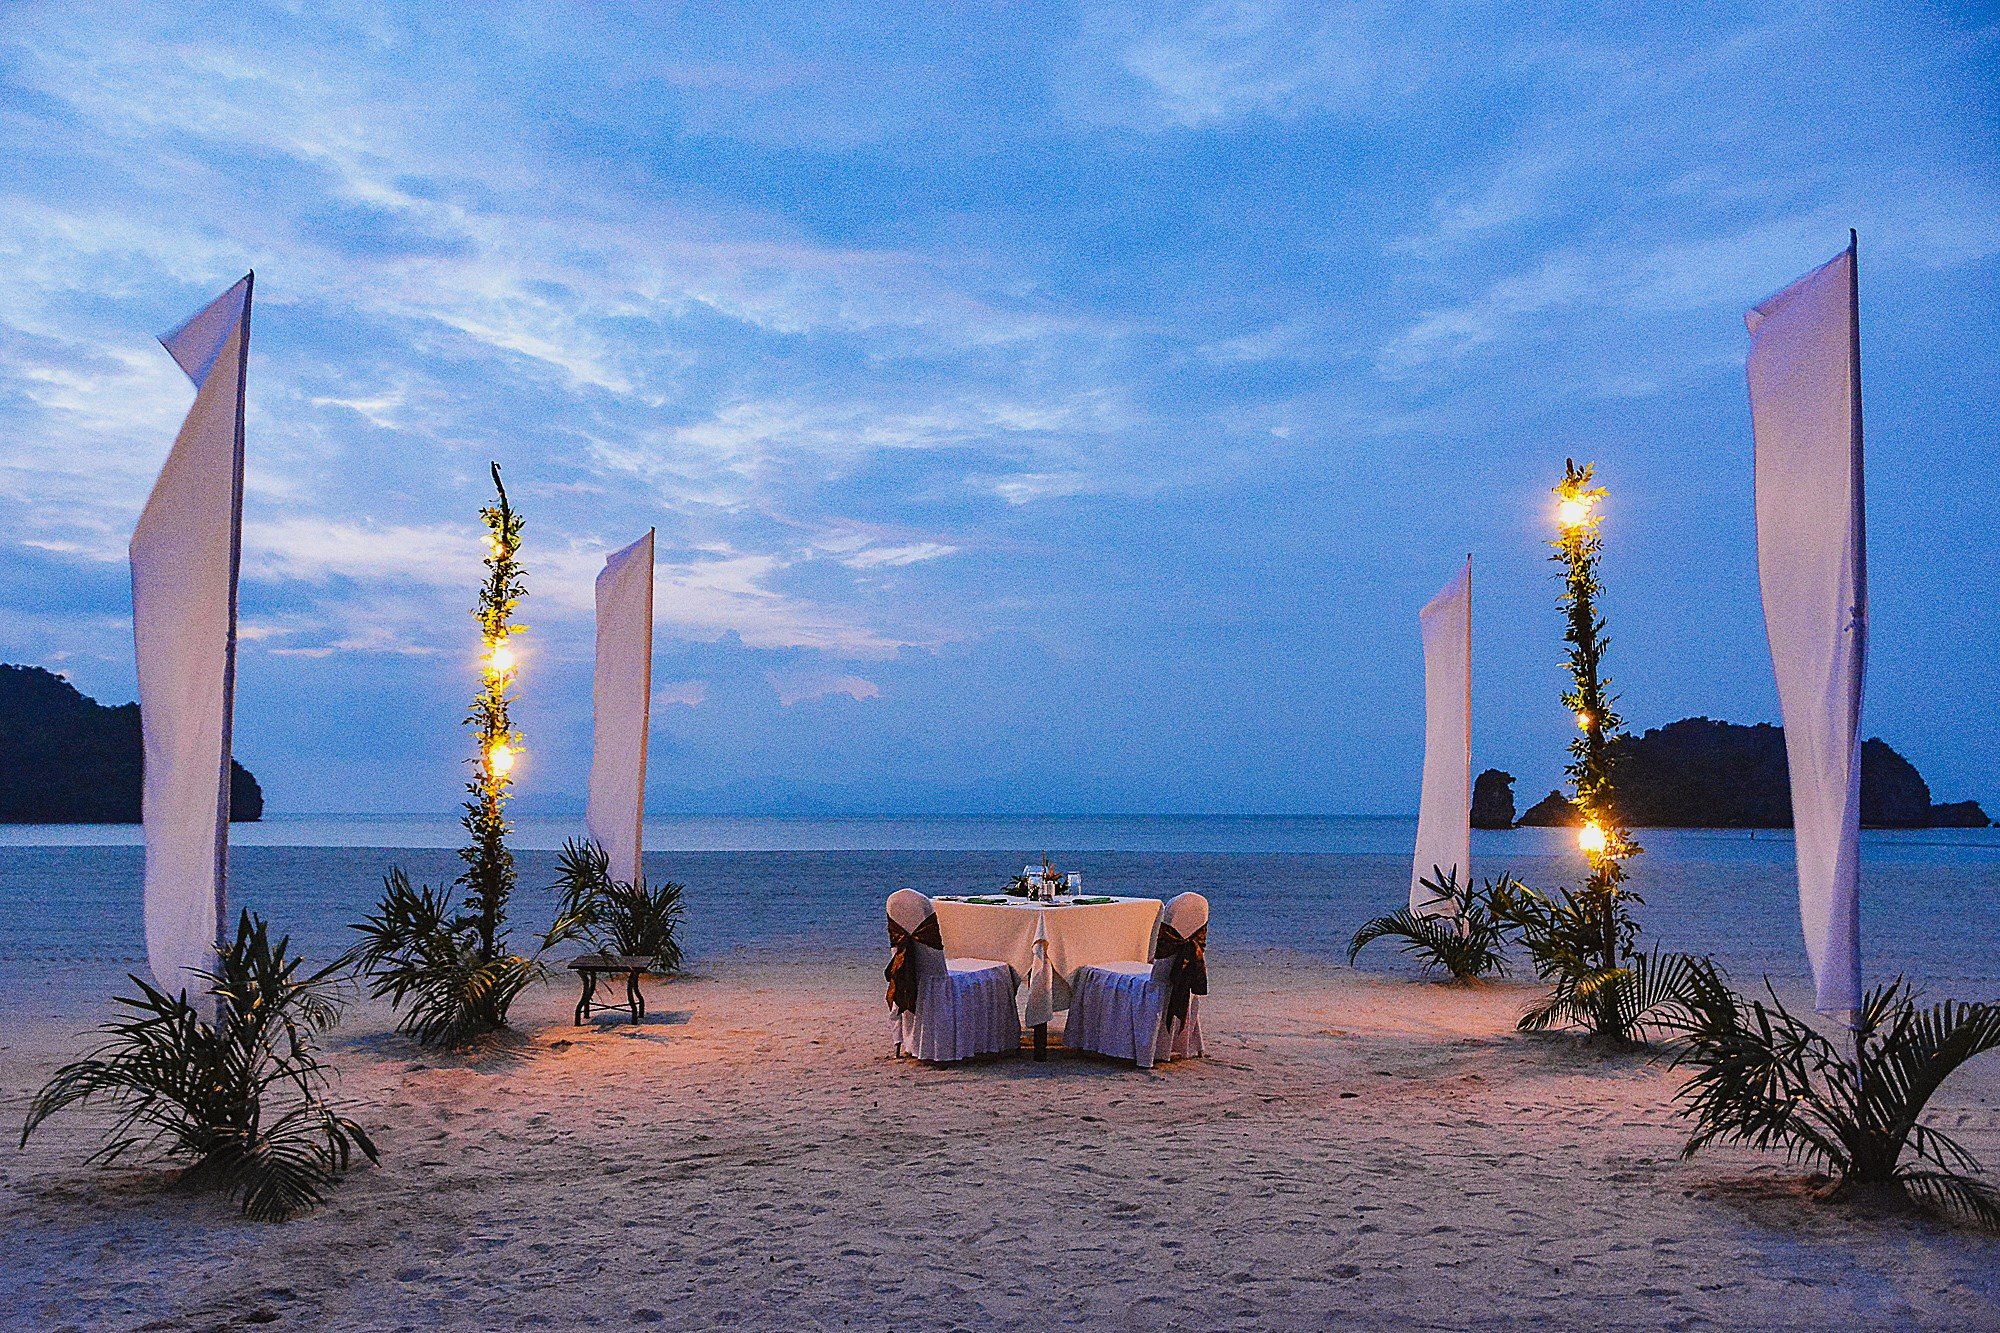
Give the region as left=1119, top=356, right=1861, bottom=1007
left=0, top=664, right=263, bottom=823
left=1513, top=718, right=1989, bottom=829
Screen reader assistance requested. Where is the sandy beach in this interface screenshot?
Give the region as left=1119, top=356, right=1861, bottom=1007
left=4, top=946, right=1996, bottom=1332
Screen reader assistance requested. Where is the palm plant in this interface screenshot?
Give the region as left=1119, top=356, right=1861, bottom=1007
left=1348, top=868, right=1513, bottom=983
left=21, top=912, right=376, bottom=1221
left=1489, top=878, right=1706, bottom=1040
left=1666, top=963, right=2000, bottom=1226
left=550, top=838, right=685, bottom=972
left=343, top=868, right=557, bottom=1046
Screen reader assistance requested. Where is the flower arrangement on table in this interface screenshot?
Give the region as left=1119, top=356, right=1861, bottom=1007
left=1006, top=857, right=1080, bottom=901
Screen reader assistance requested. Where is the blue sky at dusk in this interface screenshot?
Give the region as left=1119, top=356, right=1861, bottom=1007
left=1, top=3, right=1995, bottom=816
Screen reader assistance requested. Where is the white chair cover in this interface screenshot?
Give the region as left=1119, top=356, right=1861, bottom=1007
left=886, top=889, right=1019, bottom=1063
left=1065, top=891, right=1207, bottom=1068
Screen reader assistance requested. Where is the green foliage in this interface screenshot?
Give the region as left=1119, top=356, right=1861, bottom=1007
left=1531, top=458, right=1648, bottom=1040
left=463, top=461, right=525, bottom=960
left=550, top=839, right=686, bottom=972
left=343, top=868, right=548, bottom=1046
left=1348, top=868, right=1513, bottom=983
left=1552, top=458, right=1640, bottom=875
left=348, top=463, right=544, bottom=1045
left=1666, top=966, right=2000, bottom=1226
left=21, top=912, right=376, bottom=1221
left=1488, top=879, right=1706, bottom=1041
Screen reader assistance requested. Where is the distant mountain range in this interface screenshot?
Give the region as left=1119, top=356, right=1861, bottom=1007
left=4, top=668, right=1989, bottom=832
left=1477, top=717, right=1990, bottom=830
left=0, top=664, right=263, bottom=824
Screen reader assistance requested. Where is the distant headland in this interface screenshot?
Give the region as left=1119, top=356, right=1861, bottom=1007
left=0, top=664, right=263, bottom=824
left=1480, top=717, right=1991, bottom=830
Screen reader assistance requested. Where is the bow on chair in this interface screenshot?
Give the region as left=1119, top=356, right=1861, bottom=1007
left=1155, top=921, right=1208, bottom=1028
left=885, top=913, right=944, bottom=1014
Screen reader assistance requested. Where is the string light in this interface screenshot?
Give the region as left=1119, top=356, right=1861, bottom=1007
left=1576, top=710, right=1591, bottom=730
left=1577, top=821, right=1608, bottom=857
left=488, top=742, right=516, bottom=778
left=485, top=642, right=517, bottom=676
left=1557, top=495, right=1595, bottom=528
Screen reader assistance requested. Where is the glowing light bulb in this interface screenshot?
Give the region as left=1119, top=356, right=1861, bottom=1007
left=485, top=643, right=517, bottom=675
left=1557, top=496, right=1594, bottom=528
left=1575, top=710, right=1591, bottom=730
left=1578, top=821, right=1608, bottom=856
left=488, top=742, right=516, bottom=777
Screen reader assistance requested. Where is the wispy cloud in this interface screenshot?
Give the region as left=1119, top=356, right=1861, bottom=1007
left=838, top=541, right=957, bottom=569
left=657, top=679, right=708, bottom=708
left=656, top=552, right=920, bottom=656
left=1378, top=194, right=2000, bottom=379
left=766, top=670, right=882, bottom=707
left=1069, top=0, right=1426, bottom=130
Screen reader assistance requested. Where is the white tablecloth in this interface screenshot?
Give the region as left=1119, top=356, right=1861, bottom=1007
left=932, top=896, right=1162, bottom=1028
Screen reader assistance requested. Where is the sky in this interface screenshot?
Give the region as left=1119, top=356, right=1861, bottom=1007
left=0, top=1, right=1995, bottom=817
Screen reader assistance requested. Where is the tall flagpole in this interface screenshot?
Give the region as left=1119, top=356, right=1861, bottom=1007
left=631, top=527, right=654, bottom=884
left=212, top=271, right=252, bottom=978
left=587, top=527, right=656, bottom=888
left=1461, top=550, right=1472, bottom=939
left=136, top=271, right=254, bottom=1006
left=1412, top=555, right=1472, bottom=911
left=1747, top=235, right=1867, bottom=1029
left=1846, top=230, right=1867, bottom=1061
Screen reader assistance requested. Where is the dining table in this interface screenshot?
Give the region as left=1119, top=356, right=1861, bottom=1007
left=931, top=894, right=1163, bottom=1059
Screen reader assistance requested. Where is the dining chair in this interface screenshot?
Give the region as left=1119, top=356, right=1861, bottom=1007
left=884, top=888, right=1020, bottom=1062
left=1064, top=891, right=1207, bottom=1068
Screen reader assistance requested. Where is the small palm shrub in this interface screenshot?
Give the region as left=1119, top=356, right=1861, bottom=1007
left=1667, top=963, right=2000, bottom=1226
left=343, top=868, right=558, bottom=1046
left=1490, top=879, right=1706, bottom=1041
left=1348, top=868, right=1513, bottom=982
left=552, top=839, right=685, bottom=972
left=21, top=912, right=377, bottom=1221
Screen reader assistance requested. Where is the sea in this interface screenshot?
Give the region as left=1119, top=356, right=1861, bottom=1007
left=3, top=816, right=1997, bottom=1017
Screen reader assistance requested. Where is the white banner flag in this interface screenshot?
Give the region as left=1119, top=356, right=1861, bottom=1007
left=586, top=530, right=655, bottom=887
left=132, top=273, right=252, bottom=993
left=1412, top=557, right=1471, bottom=913
left=1748, top=236, right=1866, bottom=1017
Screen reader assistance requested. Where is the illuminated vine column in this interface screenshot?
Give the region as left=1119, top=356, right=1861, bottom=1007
left=464, top=462, right=526, bottom=967
left=1551, top=458, right=1642, bottom=1036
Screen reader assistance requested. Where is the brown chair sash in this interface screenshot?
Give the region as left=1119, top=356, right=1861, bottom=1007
left=885, top=912, right=944, bottom=1014
left=1155, top=921, right=1208, bottom=1028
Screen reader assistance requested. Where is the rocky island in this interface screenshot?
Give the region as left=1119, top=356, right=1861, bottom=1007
left=0, top=664, right=263, bottom=823
left=1472, top=769, right=1517, bottom=829
left=1495, top=717, right=1991, bottom=830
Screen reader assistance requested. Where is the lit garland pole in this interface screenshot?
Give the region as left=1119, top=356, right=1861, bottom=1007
left=464, top=462, right=525, bottom=967
left=1552, top=458, right=1643, bottom=1038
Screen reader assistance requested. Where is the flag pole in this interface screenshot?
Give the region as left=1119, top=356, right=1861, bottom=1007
left=632, top=527, right=655, bottom=888
left=213, top=270, right=252, bottom=1021
left=1845, top=231, right=1866, bottom=1069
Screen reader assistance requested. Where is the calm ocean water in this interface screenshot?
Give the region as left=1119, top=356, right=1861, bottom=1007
left=3, top=816, right=1997, bottom=1012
